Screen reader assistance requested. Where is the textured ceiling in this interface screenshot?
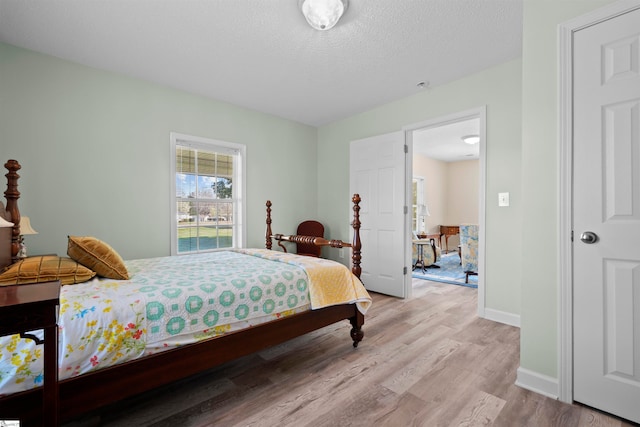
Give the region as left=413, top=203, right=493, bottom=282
left=0, top=0, right=523, bottom=126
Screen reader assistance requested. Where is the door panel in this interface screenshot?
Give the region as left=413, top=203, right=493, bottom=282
left=604, top=101, right=639, bottom=219
left=573, top=7, right=640, bottom=423
left=603, top=260, right=639, bottom=378
left=350, top=131, right=406, bottom=298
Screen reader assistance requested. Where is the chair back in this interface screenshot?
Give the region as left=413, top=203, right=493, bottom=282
left=460, top=224, right=479, bottom=273
left=296, top=220, right=324, bottom=257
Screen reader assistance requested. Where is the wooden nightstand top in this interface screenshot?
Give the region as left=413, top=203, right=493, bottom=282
left=0, top=281, right=60, bottom=309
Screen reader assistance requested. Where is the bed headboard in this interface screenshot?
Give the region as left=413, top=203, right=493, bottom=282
left=0, top=160, right=21, bottom=269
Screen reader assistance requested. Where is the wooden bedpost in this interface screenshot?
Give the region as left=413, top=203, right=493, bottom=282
left=4, top=160, right=21, bottom=262
left=351, top=194, right=362, bottom=279
left=265, top=200, right=272, bottom=250
left=350, top=193, right=364, bottom=348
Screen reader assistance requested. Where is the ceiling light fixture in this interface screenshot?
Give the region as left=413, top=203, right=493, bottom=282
left=300, top=0, right=348, bottom=31
left=462, top=135, right=480, bottom=145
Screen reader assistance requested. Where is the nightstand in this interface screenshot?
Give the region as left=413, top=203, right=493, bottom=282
left=0, top=281, right=61, bottom=426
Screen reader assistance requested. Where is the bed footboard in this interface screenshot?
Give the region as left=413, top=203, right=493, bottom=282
left=265, top=194, right=362, bottom=279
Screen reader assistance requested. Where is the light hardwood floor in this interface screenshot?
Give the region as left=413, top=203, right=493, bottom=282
left=64, top=279, right=636, bottom=427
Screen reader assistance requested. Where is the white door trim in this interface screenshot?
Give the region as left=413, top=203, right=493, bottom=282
left=403, top=131, right=414, bottom=299
left=557, top=0, right=640, bottom=404
left=403, top=106, right=487, bottom=315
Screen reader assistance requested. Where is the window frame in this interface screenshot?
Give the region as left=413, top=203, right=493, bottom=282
left=412, top=176, right=425, bottom=233
left=170, top=132, right=246, bottom=255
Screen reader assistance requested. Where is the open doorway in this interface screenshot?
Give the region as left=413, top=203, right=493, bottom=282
left=404, top=107, right=486, bottom=315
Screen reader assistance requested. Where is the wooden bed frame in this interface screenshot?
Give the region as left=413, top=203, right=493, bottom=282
left=0, top=159, right=365, bottom=424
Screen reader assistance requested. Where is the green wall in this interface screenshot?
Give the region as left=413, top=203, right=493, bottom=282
left=0, top=39, right=524, bottom=323
left=0, top=42, right=318, bottom=260
left=317, top=58, right=523, bottom=317
left=519, top=0, right=618, bottom=378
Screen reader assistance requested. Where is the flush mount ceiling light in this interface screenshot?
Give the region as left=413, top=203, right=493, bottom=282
left=300, top=0, right=348, bottom=31
left=462, top=135, right=480, bottom=145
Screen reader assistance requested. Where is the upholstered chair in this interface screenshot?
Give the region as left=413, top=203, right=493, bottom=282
left=459, top=224, right=479, bottom=283
left=296, top=220, right=324, bottom=257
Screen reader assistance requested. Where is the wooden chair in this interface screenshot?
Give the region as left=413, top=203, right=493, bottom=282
left=296, top=220, right=324, bottom=257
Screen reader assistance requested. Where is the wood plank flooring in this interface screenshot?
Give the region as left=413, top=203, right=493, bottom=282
left=64, top=279, right=635, bottom=427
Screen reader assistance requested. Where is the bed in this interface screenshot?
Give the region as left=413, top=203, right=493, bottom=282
left=0, top=159, right=370, bottom=424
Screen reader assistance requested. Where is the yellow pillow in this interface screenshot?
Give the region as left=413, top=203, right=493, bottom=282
left=67, top=236, right=130, bottom=280
left=0, top=255, right=96, bottom=286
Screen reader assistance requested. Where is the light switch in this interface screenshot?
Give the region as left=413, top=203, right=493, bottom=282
left=498, top=192, right=510, bottom=207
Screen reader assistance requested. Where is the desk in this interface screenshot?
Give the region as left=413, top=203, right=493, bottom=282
left=440, top=225, right=460, bottom=253
left=0, top=281, right=61, bottom=426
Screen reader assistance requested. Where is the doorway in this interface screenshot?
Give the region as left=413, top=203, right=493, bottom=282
left=404, top=107, right=486, bottom=316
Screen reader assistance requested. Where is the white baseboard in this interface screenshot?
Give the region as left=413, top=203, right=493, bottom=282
left=515, top=367, right=559, bottom=400
left=484, top=308, right=520, bottom=327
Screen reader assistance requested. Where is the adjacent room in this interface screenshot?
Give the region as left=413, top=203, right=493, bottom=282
left=411, top=116, right=480, bottom=289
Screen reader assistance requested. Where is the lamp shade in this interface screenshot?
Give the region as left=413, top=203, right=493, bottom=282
left=300, top=0, right=348, bottom=30
left=0, top=216, right=13, bottom=228
left=418, top=205, right=431, bottom=216
left=20, top=216, right=38, bottom=235
left=417, top=204, right=430, bottom=217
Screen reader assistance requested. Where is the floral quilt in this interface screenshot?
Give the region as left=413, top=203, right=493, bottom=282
left=0, top=250, right=315, bottom=396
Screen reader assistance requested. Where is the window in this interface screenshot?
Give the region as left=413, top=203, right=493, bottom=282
left=412, top=176, right=425, bottom=232
left=170, top=133, right=246, bottom=255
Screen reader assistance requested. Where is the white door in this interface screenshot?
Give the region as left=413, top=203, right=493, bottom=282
left=573, top=7, right=640, bottom=423
left=350, top=131, right=407, bottom=298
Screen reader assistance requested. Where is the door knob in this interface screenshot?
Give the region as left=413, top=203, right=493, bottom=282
left=580, top=231, right=598, bottom=244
